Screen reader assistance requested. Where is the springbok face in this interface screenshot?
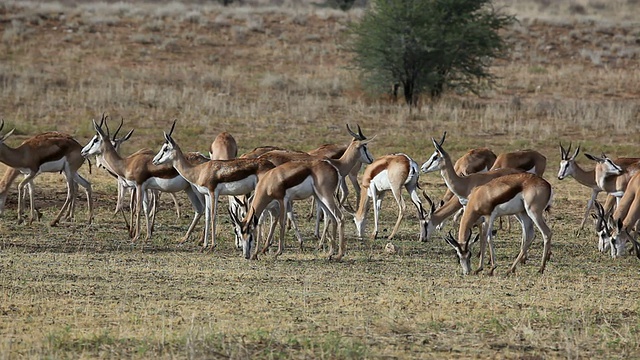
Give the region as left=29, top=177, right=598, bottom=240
left=558, top=142, right=581, bottom=180
left=609, top=218, right=639, bottom=258
left=444, top=232, right=478, bottom=275
left=353, top=214, right=367, bottom=238
left=420, top=132, right=447, bottom=173
left=422, top=192, right=437, bottom=240
left=346, top=124, right=375, bottom=165
left=81, top=116, right=110, bottom=157
left=152, top=120, right=179, bottom=166
left=585, top=153, right=623, bottom=177
left=152, top=136, right=177, bottom=166
left=240, top=215, right=259, bottom=260
left=592, top=201, right=612, bottom=253
left=228, top=197, right=248, bottom=250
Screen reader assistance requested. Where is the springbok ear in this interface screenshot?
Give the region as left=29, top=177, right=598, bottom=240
left=584, top=153, right=602, bottom=162
left=443, top=231, right=460, bottom=250
left=92, top=119, right=106, bottom=137
left=559, top=142, right=566, bottom=159
left=470, top=233, right=480, bottom=246
left=0, top=127, right=15, bottom=142
left=163, top=131, right=172, bottom=144
left=572, top=145, right=580, bottom=160
left=422, top=191, right=435, bottom=215
left=122, top=129, right=135, bottom=141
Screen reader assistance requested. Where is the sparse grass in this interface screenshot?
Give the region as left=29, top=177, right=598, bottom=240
left=0, top=0, right=640, bottom=359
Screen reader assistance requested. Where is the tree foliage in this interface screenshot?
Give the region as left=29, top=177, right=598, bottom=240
left=347, top=0, right=515, bottom=106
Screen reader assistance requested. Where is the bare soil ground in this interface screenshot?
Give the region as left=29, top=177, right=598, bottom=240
left=0, top=1, right=639, bottom=358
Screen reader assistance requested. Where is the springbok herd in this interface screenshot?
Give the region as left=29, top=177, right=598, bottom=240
left=1, top=115, right=639, bottom=275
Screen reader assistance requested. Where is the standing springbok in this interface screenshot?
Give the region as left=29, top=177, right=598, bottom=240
left=0, top=121, right=93, bottom=226
left=354, top=153, right=426, bottom=241
left=444, top=172, right=553, bottom=275
left=233, top=159, right=345, bottom=260
left=152, top=121, right=276, bottom=250
left=82, top=115, right=204, bottom=243
left=558, top=143, right=640, bottom=235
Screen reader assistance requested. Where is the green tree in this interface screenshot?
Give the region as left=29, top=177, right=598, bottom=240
left=347, top=0, right=515, bottom=106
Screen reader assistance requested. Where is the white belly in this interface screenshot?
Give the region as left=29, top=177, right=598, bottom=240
left=370, top=170, right=393, bottom=192
left=285, top=176, right=314, bottom=201
left=144, top=176, right=189, bottom=192
left=492, top=193, right=525, bottom=217
left=216, top=175, right=257, bottom=196
left=611, top=191, right=624, bottom=198
left=19, top=158, right=67, bottom=176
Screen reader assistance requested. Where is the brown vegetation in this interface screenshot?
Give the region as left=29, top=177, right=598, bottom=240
left=0, top=0, right=639, bottom=358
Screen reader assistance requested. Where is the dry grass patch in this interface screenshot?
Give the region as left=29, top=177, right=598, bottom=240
left=0, top=1, right=640, bottom=358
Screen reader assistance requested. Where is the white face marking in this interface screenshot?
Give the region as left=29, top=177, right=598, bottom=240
left=81, top=135, right=102, bottom=157
left=353, top=215, right=366, bottom=238
left=152, top=142, right=174, bottom=166
left=421, top=151, right=442, bottom=173
left=557, top=160, right=572, bottom=180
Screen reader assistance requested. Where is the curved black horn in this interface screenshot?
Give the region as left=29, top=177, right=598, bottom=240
left=0, top=119, right=4, bottom=133
left=112, top=117, right=124, bottom=140
left=168, top=119, right=177, bottom=137
left=346, top=124, right=360, bottom=140
left=357, top=124, right=365, bottom=140
left=98, top=112, right=107, bottom=128
left=439, top=131, right=447, bottom=146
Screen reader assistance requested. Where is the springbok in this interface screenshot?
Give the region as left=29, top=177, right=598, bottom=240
left=444, top=172, right=553, bottom=275
left=82, top=115, right=204, bottom=243
left=354, top=153, right=426, bottom=241
left=152, top=121, right=276, bottom=250
left=0, top=121, right=93, bottom=226
left=232, top=159, right=345, bottom=260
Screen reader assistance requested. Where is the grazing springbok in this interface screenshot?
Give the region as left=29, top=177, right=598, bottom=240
left=354, top=153, right=426, bottom=241
left=232, top=159, right=345, bottom=260
left=591, top=201, right=614, bottom=254
left=0, top=121, right=93, bottom=226
left=605, top=167, right=640, bottom=258
left=153, top=121, right=276, bottom=250
left=230, top=125, right=374, bottom=251
left=444, top=172, right=553, bottom=275
left=558, top=143, right=640, bottom=235
left=82, top=115, right=205, bottom=243
left=420, top=133, right=522, bottom=234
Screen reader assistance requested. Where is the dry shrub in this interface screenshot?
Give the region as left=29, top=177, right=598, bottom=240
left=246, top=15, right=265, bottom=32
left=231, top=26, right=248, bottom=43
left=260, top=73, right=289, bottom=91
left=130, top=33, right=160, bottom=45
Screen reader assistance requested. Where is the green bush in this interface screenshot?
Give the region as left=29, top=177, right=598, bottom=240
left=347, top=0, right=515, bottom=106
